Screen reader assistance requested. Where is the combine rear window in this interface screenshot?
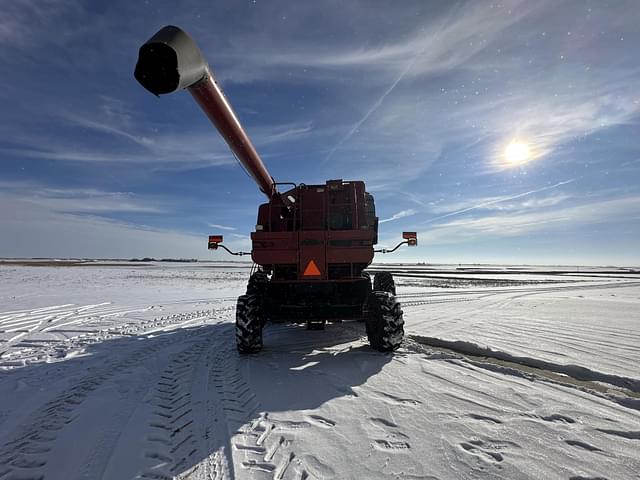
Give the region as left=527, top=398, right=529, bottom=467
left=328, top=208, right=353, bottom=230
left=328, top=183, right=355, bottom=230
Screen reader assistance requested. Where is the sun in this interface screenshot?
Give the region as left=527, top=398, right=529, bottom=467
left=504, top=141, right=531, bottom=165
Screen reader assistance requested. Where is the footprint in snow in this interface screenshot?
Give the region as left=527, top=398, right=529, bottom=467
left=367, top=416, right=411, bottom=453
left=568, top=476, right=608, bottom=480
left=458, top=438, right=519, bottom=464
left=459, top=440, right=503, bottom=463
left=373, top=439, right=411, bottom=452
left=369, top=417, right=399, bottom=429
left=467, top=413, right=503, bottom=424
left=300, top=453, right=336, bottom=477
left=595, top=428, right=640, bottom=440
left=521, top=412, right=575, bottom=424
left=565, top=439, right=603, bottom=452
left=369, top=389, right=422, bottom=407
left=540, top=413, right=576, bottom=424
left=305, top=415, right=336, bottom=429
left=368, top=417, right=409, bottom=440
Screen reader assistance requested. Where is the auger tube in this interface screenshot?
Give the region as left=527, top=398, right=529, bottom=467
left=134, top=25, right=275, bottom=197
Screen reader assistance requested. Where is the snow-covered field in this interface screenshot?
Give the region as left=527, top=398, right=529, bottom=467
left=0, top=261, right=639, bottom=480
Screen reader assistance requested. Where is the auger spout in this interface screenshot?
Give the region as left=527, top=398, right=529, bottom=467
left=134, top=25, right=275, bottom=197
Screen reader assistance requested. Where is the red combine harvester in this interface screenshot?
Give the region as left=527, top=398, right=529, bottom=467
left=135, top=26, right=417, bottom=353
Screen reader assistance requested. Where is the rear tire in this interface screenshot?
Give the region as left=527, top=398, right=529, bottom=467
left=236, top=294, right=264, bottom=354
left=362, top=271, right=372, bottom=289
left=373, top=272, right=396, bottom=295
left=358, top=271, right=373, bottom=322
left=246, top=270, right=268, bottom=296
left=366, top=292, right=404, bottom=352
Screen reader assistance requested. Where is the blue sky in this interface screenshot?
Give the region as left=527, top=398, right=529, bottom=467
left=1, top=0, right=639, bottom=264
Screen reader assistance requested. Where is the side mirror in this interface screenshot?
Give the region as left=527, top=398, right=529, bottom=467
left=208, top=235, right=223, bottom=250
left=402, top=231, right=417, bottom=246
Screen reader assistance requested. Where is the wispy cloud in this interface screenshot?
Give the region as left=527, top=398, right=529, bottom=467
left=57, top=110, right=154, bottom=149
left=0, top=196, right=204, bottom=259
left=481, top=79, right=640, bottom=172
left=2, top=102, right=315, bottom=169
left=260, top=122, right=313, bottom=144
left=2, top=0, right=639, bottom=262
left=423, top=179, right=576, bottom=224
left=215, top=0, right=543, bottom=84
left=0, top=189, right=250, bottom=258
left=318, top=1, right=546, bottom=162
left=0, top=0, right=76, bottom=48
left=418, top=194, right=640, bottom=245
left=323, top=48, right=423, bottom=162
left=207, top=223, right=236, bottom=231
left=0, top=182, right=165, bottom=214
left=293, top=3, right=639, bottom=186
left=427, top=193, right=574, bottom=215
left=380, top=208, right=417, bottom=224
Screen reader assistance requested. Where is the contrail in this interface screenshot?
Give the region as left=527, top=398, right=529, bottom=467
left=380, top=208, right=417, bottom=224
left=423, top=179, right=576, bottom=225
left=323, top=49, right=423, bottom=163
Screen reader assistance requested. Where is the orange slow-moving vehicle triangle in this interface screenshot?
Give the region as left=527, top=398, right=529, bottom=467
left=303, top=260, right=321, bottom=276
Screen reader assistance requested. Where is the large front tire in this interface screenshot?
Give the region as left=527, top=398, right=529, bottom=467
left=366, top=292, right=404, bottom=352
left=236, top=294, right=264, bottom=354
left=373, top=272, right=396, bottom=295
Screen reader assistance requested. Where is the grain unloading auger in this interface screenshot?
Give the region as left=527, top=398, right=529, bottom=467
left=135, top=25, right=417, bottom=353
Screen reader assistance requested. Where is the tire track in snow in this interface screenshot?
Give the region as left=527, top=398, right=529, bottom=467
left=0, top=303, right=122, bottom=361
left=139, top=335, right=230, bottom=480
left=399, top=279, right=640, bottom=308
left=0, top=329, right=201, bottom=480
left=210, top=335, right=333, bottom=480
left=0, top=309, right=238, bottom=480
left=401, top=280, right=640, bottom=388
left=135, top=320, right=334, bottom=480
left=0, top=305, right=233, bottom=369
left=407, top=335, right=640, bottom=409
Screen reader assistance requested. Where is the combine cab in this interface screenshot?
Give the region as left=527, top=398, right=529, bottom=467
left=135, top=26, right=417, bottom=353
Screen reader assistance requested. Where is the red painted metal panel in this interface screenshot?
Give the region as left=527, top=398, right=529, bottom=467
left=299, top=231, right=327, bottom=280
left=251, top=232, right=298, bottom=264
left=250, top=180, right=376, bottom=281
